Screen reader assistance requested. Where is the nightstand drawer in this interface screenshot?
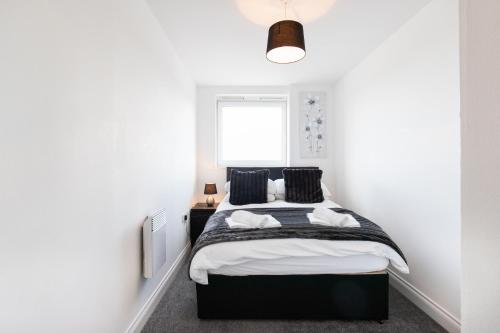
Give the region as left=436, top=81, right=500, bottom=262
left=190, top=210, right=213, bottom=219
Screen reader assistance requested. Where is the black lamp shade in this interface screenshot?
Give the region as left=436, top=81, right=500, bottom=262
left=266, top=20, right=306, bottom=64
left=204, top=183, right=217, bottom=195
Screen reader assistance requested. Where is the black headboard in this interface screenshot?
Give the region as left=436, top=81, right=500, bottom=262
left=226, top=167, right=319, bottom=181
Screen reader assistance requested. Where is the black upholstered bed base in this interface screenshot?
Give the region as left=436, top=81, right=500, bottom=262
left=196, top=273, right=388, bottom=320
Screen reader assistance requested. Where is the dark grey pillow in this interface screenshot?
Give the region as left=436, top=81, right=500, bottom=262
left=283, top=168, right=324, bottom=203
left=229, top=170, right=269, bottom=205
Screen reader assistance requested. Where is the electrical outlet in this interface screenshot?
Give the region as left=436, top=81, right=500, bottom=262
left=182, top=214, right=189, bottom=224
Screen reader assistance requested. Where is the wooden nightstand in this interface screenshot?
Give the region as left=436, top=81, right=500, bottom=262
left=190, top=203, right=218, bottom=246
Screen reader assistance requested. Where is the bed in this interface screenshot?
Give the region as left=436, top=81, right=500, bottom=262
left=189, top=167, right=408, bottom=320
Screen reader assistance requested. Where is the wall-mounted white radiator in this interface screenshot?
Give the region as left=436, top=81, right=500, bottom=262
left=143, top=209, right=167, bottom=278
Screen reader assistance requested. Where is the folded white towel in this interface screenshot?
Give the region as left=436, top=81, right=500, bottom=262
left=308, top=208, right=360, bottom=227
left=226, top=210, right=281, bottom=229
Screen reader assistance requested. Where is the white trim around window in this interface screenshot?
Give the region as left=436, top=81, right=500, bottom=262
left=216, top=96, right=288, bottom=167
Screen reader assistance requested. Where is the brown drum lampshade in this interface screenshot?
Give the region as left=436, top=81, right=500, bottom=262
left=204, top=183, right=217, bottom=195
left=266, top=20, right=306, bottom=64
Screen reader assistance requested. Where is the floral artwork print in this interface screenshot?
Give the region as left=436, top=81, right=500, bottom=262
left=300, top=92, right=327, bottom=158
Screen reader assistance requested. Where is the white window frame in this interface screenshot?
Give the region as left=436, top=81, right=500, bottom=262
left=216, top=95, right=288, bottom=167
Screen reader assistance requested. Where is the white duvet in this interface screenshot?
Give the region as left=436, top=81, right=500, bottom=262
left=190, top=198, right=409, bottom=284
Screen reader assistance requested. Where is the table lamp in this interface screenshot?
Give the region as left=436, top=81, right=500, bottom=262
left=204, top=183, right=217, bottom=207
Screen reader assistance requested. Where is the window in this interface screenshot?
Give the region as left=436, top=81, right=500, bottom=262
left=217, top=96, right=287, bottom=167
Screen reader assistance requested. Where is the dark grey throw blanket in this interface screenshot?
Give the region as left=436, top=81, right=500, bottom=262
left=189, top=207, right=406, bottom=276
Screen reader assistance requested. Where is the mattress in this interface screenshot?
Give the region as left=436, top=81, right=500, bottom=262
left=208, top=254, right=389, bottom=276
left=190, top=197, right=409, bottom=284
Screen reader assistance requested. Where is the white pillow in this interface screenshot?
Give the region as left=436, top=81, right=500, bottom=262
left=224, top=179, right=277, bottom=195
left=322, top=184, right=332, bottom=198
left=275, top=178, right=286, bottom=200
left=274, top=178, right=332, bottom=200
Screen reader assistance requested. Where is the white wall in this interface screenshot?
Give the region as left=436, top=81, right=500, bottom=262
left=330, top=0, right=460, bottom=331
left=460, top=0, right=500, bottom=331
left=196, top=85, right=335, bottom=203
left=0, top=1, right=196, bottom=332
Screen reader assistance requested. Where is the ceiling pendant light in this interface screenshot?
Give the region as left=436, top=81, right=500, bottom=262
left=266, top=1, right=306, bottom=64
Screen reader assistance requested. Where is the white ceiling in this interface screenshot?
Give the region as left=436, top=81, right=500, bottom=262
left=147, top=0, right=432, bottom=86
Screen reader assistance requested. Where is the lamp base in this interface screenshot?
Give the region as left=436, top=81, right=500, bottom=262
left=206, top=195, right=215, bottom=207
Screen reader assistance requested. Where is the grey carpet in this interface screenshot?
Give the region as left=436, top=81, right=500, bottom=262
left=142, top=262, right=446, bottom=333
